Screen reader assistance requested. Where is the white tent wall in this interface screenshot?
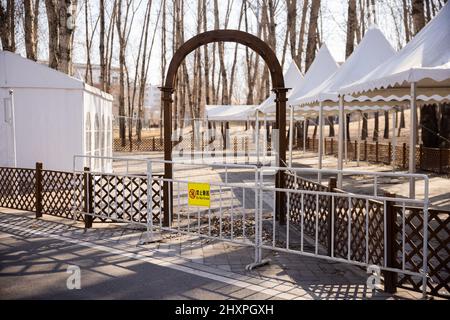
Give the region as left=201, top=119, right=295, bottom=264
left=0, top=87, right=83, bottom=171
left=83, top=87, right=113, bottom=173
left=0, top=51, right=113, bottom=173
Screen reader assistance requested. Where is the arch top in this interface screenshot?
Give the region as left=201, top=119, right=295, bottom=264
left=164, top=29, right=285, bottom=90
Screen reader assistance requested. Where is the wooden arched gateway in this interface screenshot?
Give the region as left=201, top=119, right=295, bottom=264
left=160, top=30, right=288, bottom=225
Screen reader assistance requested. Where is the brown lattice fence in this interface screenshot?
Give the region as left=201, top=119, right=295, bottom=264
left=301, top=138, right=450, bottom=174
left=393, top=206, right=449, bottom=298
left=0, top=163, right=164, bottom=226
left=41, top=169, right=84, bottom=221
left=91, top=173, right=163, bottom=223
left=0, top=167, right=36, bottom=211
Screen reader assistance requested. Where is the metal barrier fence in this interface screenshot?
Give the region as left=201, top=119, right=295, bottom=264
left=257, top=166, right=432, bottom=298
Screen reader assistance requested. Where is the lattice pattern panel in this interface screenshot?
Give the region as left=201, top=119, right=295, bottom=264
left=92, top=174, right=163, bottom=223
left=114, top=137, right=164, bottom=152
left=286, top=173, right=330, bottom=248
left=394, top=206, right=450, bottom=298
left=0, top=167, right=36, bottom=211
left=333, top=197, right=384, bottom=265
left=419, top=147, right=450, bottom=174
left=41, top=170, right=84, bottom=221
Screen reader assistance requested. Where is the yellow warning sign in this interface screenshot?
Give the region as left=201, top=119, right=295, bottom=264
left=187, top=182, right=211, bottom=207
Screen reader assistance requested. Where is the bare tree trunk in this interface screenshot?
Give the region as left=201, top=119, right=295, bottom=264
left=345, top=0, right=357, bottom=58
left=58, top=0, right=78, bottom=75
left=214, top=0, right=229, bottom=105
left=412, top=0, right=425, bottom=35
left=286, top=0, right=297, bottom=60
left=305, top=0, right=320, bottom=71
left=244, top=1, right=254, bottom=105
left=296, top=0, right=309, bottom=70
left=116, top=0, right=126, bottom=147
left=44, top=0, right=59, bottom=69
left=160, top=0, right=167, bottom=139
left=0, top=0, right=15, bottom=51
left=24, top=0, right=39, bottom=60
left=202, top=0, right=210, bottom=107
left=99, top=0, right=106, bottom=91
left=228, top=1, right=244, bottom=102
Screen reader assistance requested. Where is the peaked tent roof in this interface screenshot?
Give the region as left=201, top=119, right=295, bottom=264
left=292, top=26, right=396, bottom=106
left=340, top=2, right=450, bottom=98
left=0, top=51, right=113, bottom=101
left=257, top=60, right=303, bottom=114
left=288, top=44, right=339, bottom=106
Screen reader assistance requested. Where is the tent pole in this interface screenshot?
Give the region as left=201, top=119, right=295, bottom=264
left=256, top=111, right=260, bottom=164
left=263, top=113, right=267, bottom=163
left=357, top=111, right=361, bottom=166
left=303, top=119, right=306, bottom=154
left=409, top=82, right=417, bottom=198
left=318, top=101, right=323, bottom=183
left=344, top=113, right=348, bottom=164
left=288, top=106, right=294, bottom=167
left=338, top=95, right=344, bottom=188
left=392, top=110, right=397, bottom=172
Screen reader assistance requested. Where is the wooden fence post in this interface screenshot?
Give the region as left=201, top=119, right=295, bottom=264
left=245, top=136, right=249, bottom=164
left=233, top=137, right=237, bottom=163
left=364, top=140, right=368, bottom=161
left=388, top=142, right=392, bottom=164
left=35, top=162, right=43, bottom=218
left=384, top=191, right=398, bottom=293
left=327, top=177, right=337, bottom=257
left=376, top=141, right=379, bottom=163
left=152, top=137, right=155, bottom=151
left=402, top=143, right=407, bottom=169
left=83, top=167, right=93, bottom=228
left=331, top=138, right=334, bottom=155
left=439, top=147, right=443, bottom=174
left=354, top=140, right=357, bottom=160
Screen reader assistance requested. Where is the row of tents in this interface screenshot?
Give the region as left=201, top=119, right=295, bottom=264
left=205, top=2, right=450, bottom=192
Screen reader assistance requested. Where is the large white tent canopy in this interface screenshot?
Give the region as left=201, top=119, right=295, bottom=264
left=338, top=3, right=450, bottom=197
left=340, top=2, right=450, bottom=102
left=288, top=44, right=339, bottom=108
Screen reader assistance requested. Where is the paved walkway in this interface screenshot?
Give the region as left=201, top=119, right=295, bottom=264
left=0, top=209, right=422, bottom=300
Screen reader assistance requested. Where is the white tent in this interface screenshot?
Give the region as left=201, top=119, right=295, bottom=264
left=290, top=26, right=397, bottom=184
left=205, top=105, right=258, bottom=121
left=288, top=44, right=339, bottom=109
left=0, top=51, right=113, bottom=172
left=339, top=3, right=450, bottom=196
left=339, top=3, right=450, bottom=99
left=257, top=61, right=303, bottom=114
left=292, top=25, right=396, bottom=106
